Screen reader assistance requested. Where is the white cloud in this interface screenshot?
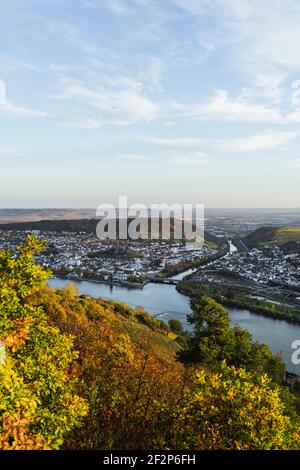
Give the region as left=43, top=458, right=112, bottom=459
left=163, top=121, right=176, bottom=127
left=45, top=19, right=100, bottom=56
left=240, top=72, right=287, bottom=105
left=172, top=0, right=300, bottom=115
left=57, top=77, right=160, bottom=126
left=118, top=153, right=145, bottom=161
left=288, top=111, right=300, bottom=124
left=173, top=0, right=253, bottom=20
left=62, top=117, right=102, bottom=129
left=57, top=78, right=300, bottom=126
left=291, top=80, right=300, bottom=106
left=86, top=0, right=128, bottom=14
left=0, top=147, right=25, bottom=157
left=217, top=0, right=253, bottom=20
left=172, top=0, right=300, bottom=66
left=0, top=80, right=5, bottom=104
left=0, top=101, right=48, bottom=118
left=147, top=130, right=298, bottom=152
left=248, top=12, right=300, bottom=70
left=190, top=90, right=282, bottom=123
left=105, top=0, right=128, bottom=14
left=172, top=0, right=209, bottom=16
left=287, top=81, right=300, bottom=122
left=171, top=152, right=209, bottom=165
left=215, top=131, right=298, bottom=152
left=11, top=0, right=300, bottom=129
left=137, top=56, right=165, bottom=92
left=0, top=58, right=40, bottom=76
left=146, top=137, right=207, bottom=147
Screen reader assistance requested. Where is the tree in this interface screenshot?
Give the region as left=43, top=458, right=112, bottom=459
left=179, top=296, right=284, bottom=380
left=0, top=236, right=88, bottom=449
left=179, top=296, right=234, bottom=364
left=230, top=325, right=284, bottom=380
left=155, top=362, right=300, bottom=450
left=168, top=319, right=184, bottom=335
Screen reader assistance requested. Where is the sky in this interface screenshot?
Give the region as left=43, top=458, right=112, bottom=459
left=0, top=0, right=300, bottom=209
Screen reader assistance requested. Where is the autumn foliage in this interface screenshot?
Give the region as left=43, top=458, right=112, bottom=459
left=0, top=237, right=88, bottom=449
left=1, top=237, right=300, bottom=450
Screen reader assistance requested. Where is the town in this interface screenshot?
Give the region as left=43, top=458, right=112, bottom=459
left=201, top=244, right=300, bottom=289
left=0, top=229, right=217, bottom=286
left=0, top=225, right=299, bottom=297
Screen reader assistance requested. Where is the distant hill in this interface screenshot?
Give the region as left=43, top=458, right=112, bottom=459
left=0, top=209, right=95, bottom=224
left=242, top=226, right=300, bottom=250
left=0, top=218, right=220, bottom=248
left=0, top=218, right=99, bottom=233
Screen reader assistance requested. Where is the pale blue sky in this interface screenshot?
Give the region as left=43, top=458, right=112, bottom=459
left=1, top=0, right=300, bottom=208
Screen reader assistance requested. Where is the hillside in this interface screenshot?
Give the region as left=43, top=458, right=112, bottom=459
left=1, top=237, right=300, bottom=450
left=0, top=218, right=220, bottom=248
left=0, top=209, right=95, bottom=224
left=242, top=226, right=300, bottom=250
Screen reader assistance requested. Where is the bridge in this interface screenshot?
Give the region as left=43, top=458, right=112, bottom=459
left=150, top=278, right=180, bottom=285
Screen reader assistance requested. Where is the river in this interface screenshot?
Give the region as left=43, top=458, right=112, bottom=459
left=48, top=276, right=300, bottom=373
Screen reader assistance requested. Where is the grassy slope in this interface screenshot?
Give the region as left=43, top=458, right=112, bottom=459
left=270, top=227, right=300, bottom=245
left=31, top=285, right=182, bottom=362
left=27, top=284, right=185, bottom=450
left=243, top=226, right=300, bottom=248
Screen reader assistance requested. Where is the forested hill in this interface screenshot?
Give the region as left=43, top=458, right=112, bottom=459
left=242, top=226, right=279, bottom=248
left=242, top=226, right=300, bottom=250
left=0, top=218, right=221, bottom=248
left=0, top=218, right=99, bottom=233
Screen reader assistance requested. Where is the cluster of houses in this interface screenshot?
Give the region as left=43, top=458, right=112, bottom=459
left=0, top=230, right=216, bottom=285
left=207, top=245, right=300, bottom=288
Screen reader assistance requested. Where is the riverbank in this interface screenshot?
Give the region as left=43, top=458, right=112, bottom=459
left=54, top=275, right=148, bottom=289
left=177, top=281, right=300, bottom=326
left=48, top=276, right=300, bottom=374
left=158, top=245, right=229, bottom=278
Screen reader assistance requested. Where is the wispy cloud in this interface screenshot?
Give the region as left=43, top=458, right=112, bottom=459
left=84, top=0, right=128, bottom=14
left=171, top=152, right=209, bottom=165
left=171, top=0, right=300, bottom=118
left=0, top=147, right=25, bottom=157
left=171, top=0, right=300, bottom=68
left=173, top=0, right=254, bottom=20
left=239, top=72, right=287, bottom=106
left=0, top=101, right=48, bottom=118
left=147, top=130, right=298, bottom=152
left=61, top=117, right=102, bottom=129
left=146, top=137, right=207, bottom=147
left=104, top=0, right=128, bottom=14
left=56, top=77, right=162, bottom=126
left=47, top=19, right=100, bottom=56
left=118, top=153, right=145, bottom=161
left=189, top=90, right=283, bottom=123
left=55, top=77, right=300, bottom=126
left=216, top=131, right=298, bottom=152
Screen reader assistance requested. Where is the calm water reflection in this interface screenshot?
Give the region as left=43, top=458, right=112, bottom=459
left=48, top=278, right=300, bottom=373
